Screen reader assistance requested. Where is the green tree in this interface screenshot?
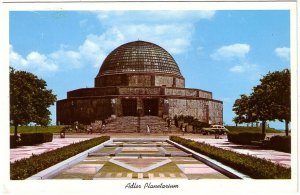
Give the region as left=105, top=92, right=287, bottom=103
left=256, top=69, right=291, bottom=135
left=233, top=69, right=291, bottom=136
left=10, top=67, right=57, bottom=139
left=249, top=85, right=273, bottom=136
left=232, top=94, right=257, bottom=125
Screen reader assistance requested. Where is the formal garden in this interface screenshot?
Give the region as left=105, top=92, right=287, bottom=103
left=9, top=67, right=292, bottom=180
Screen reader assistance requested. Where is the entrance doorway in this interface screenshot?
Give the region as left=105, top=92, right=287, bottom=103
left=122, top=99, right=137, bottom=116
left=143, top=99, right=158, bottom=116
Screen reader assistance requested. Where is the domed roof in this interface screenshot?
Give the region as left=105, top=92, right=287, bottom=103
left=97, top=41, right=182, bottom=77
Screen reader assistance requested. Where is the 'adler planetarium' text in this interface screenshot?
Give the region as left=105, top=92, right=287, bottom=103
left=125, top=182, right=179, bottom=189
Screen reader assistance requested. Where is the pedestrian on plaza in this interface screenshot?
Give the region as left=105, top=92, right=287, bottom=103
left=167, top=118, right=171, bottom=128
left=101, top=124, right=106, bottom=133
left=181, top=126, right=185, bottom=136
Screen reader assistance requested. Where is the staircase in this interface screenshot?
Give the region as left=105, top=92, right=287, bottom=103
left=104, top=116, right=178, bottom=133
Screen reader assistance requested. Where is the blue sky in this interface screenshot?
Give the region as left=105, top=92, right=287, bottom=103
left=9, top=10, right=290, bottom=129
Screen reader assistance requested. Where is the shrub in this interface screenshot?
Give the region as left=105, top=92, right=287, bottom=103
left=265, top=136, right=291, bottom=153
left=227, top=132, right=264, bottom=145
left=173, top=115, right=209, bottom=132
left=192, top=120, right=210, bottom=133
left=10, top=135, right=19, bottom=148
left=10, top=136, right=110, bottom=180
left=170, top=136, right=291, bottom=179
left=20, top=133, right=53, bottom=146
left=225, top=126, right=280, bottom=133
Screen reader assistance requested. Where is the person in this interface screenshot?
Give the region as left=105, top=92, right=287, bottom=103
left=147, top=124, right=150, bottom=134
left=87, top=126, right=93, bottom=134
left=215, top=129, right=220, bottom=139
left=181, top=126, right=185, bottom=136
left=101, top=124, right=106, bottom=133
left=164, top=126, right=168, bottom=134
left=167, top=118, right=171, bottom=128
left=60, top=129, right=66, bottom=138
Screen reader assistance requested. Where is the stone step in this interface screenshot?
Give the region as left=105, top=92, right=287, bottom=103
left=103, top=116, right=177, bottom=133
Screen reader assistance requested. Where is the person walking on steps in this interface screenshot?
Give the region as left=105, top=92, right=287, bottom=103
left=147, top=124, right=150, bottom=134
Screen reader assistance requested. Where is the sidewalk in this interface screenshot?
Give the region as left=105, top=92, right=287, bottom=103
left=10, top=135, right=90, bottom=163
left=184, top=135, right=291, bottom=168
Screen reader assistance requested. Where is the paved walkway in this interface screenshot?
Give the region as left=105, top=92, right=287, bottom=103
left=10, top=133, right=291, bottom=169
left=52, top=139, right=229, bottom=180
left=183, top=135, right=291, bottom=168
left=10, top=135, right=90, bottom=162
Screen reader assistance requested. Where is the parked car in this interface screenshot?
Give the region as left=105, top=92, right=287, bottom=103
left=201, top=125, right=229, bottom=135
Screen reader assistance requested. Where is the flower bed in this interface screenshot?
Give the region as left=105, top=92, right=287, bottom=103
left=170, top=136, right=290, bottom=179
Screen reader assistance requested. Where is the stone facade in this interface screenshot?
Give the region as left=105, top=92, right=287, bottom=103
left=56, top=40, right=223, bottom=126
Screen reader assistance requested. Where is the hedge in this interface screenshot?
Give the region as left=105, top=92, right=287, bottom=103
left=10, top=136, right=110, bottom=180
left=227, top=132, right=264, bottom=145
left=10, top=135, right=19, bottom=148
left=170, top=136, right=291, bottom=179
left=265, top=136, right=291, bottom=153
left=20, top=133, right=53, bottom=146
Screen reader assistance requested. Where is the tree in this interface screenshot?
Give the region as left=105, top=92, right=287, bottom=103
left=232, top=94, right=257, bottom=125
left=249, top=85, right=273, bottom=136
left=10, top=67, right=57, bottom=139
left=232, top=69, right=291, bottom=136
left=256, top=69, right=291, bottom=135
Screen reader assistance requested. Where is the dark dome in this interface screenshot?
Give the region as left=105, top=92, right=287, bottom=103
left=97, top=41, right=182, bottom=77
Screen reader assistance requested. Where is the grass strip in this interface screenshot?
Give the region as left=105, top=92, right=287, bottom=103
left=170, top=136, right=290, bottom=179
left=10, top=136, right=110, bottom=180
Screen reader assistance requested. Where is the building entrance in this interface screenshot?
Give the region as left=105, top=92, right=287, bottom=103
left=122, top=99, right=137, bottom=116
left=143, top=99, right=158, bottom=116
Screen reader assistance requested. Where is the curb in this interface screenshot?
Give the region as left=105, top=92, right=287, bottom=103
left=26, top=139, right=112, bottom=180
left=167, top=140, right=251, bottom=179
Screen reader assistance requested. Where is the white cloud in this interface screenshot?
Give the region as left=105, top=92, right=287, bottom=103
left=93, top=11, right=216, bottom=56
left=211, top=43, right=250, bottom=60
left=229, top=63, right=258, bottom=74
left=10, top=45, right=58, bottom=73
left=10, top=11, right=217, bottom=74
left=275, top=47, right=290, bottom=60
left=96, top=11, right=216, bottom=25
left=229, top=65, right=245, bottom=73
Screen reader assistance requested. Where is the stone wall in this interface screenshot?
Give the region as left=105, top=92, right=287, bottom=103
left=68, top=88, right=118, bottom=98
left=128, top=75, right=152, bottom=86
left=167, top=98, right=223, bottom=124
left=208, top=101, right=223, bottom=125
left=57, top=98, right=113, bottom=125
left=154, top=75, right=173, bottom=87
left=176, top=78, right=185, bottom=88
left=118, top=87, right=161, bottom=95
left=165, top=88, right=198, bottom=97
left=164, top=88, right=212, bottom=99
left=198, top=90, right=212, bottom=99
left=95, top=74, right=128, bottom=87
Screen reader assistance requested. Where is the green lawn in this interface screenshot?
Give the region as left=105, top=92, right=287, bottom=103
left=225, top=126, right=281, bottom=133
left=10, top=125, right=64, bottom=134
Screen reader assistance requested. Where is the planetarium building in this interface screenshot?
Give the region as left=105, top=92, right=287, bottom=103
left=56, top=41, right=223, bottom=125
